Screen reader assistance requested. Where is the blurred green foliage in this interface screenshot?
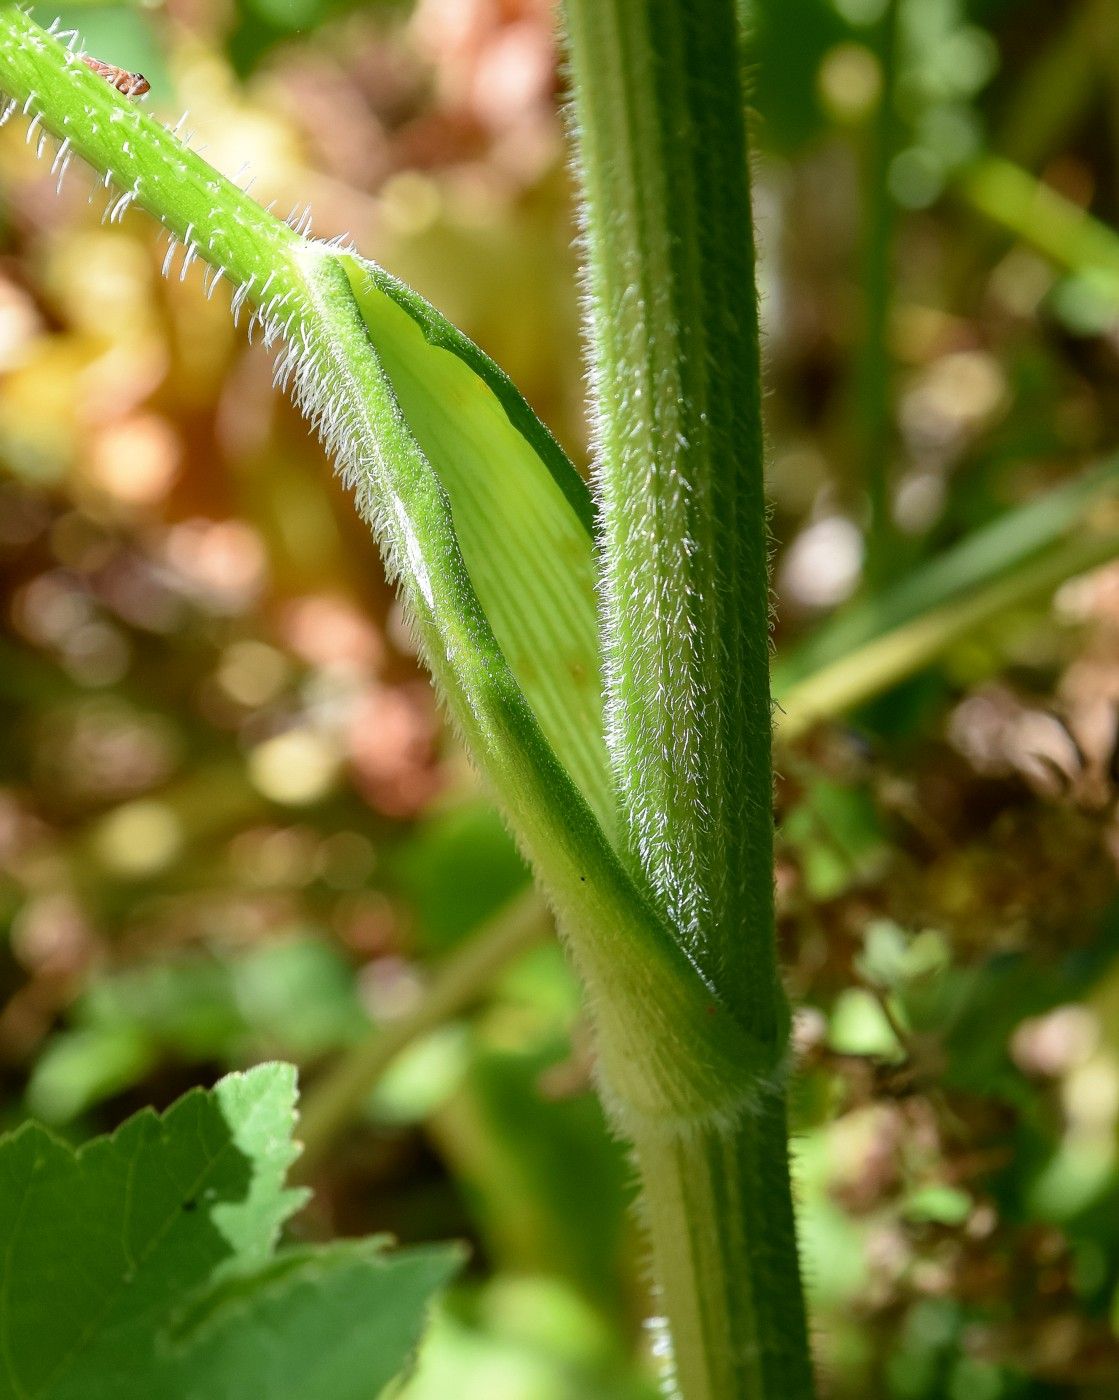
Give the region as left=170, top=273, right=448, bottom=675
left=3, top=0, right=1119, bottom=1394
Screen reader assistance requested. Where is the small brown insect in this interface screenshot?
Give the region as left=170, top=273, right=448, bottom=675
left=80, top=55, right=150, bottom=99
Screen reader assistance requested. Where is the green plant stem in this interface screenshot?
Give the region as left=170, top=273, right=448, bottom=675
left=296, top=890, right=548, bottom=1178
left=857, top=0, right=900, bottom=587
left=0, top=17, right=302, bottom=295
left=0, top=7, right=787, bottom=1168
left=633, top=1094, right=807, bottom=1391
left=300, top=475, right=1119, bottom=1171
left=562, top=3, right=812, bottom=1396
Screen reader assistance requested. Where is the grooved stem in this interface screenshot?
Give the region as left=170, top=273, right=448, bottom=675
left=562, top=2, right=814, bottom=1395
left=631, top=1098, right=811, bottom=1399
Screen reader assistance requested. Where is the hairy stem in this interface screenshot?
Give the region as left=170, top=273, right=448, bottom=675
left=562, top=2, right=813, bottom=1395
left=3, top=11, right=814, bottom=1389
left=0, top=5, right=786, bottom=1176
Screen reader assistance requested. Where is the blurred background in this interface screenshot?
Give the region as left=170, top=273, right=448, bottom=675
left=2, top=0, right=1119, bottom=1394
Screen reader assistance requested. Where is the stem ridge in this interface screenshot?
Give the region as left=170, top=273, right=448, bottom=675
left=563, top=2, right=815, bottom=1394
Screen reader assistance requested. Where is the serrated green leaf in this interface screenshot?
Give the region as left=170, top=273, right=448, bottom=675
left=0, top=1065, right=305, bottom=1398
left=0, top=1065, right=458, bottom=1399
left=168, top=1241, right=462, bottom=1400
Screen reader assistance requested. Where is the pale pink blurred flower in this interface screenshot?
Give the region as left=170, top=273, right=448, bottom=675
left=86, top=413, right=182, bottom=506
left=161, top=518, right=267, bottom=614
left=346, top=682, right=443, bottom=816
left=279, top=593, right=383, bottom=674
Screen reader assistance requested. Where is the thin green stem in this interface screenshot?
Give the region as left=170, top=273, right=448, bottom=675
left=779, top=527, right=1119, bottom=741
left=994, top=0, right=1115, bottom=170
left=562, top=2, right=813, bottom=1395
left=775, top=456, right=1119, bottom=692
left=959, top=155, right=1119, bottom=300
left=857, top=0, right=900, bottom=587
left=296, top=891, right=548, bottom=1178
left=0, top=12, right=301, bottom=295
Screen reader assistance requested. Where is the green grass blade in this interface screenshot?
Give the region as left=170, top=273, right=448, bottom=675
left=960, top=155, right=1119, bottom=303
left=775, top=456, right=1119, bottom=692
left=778, top=525, right=1119, bottom=741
